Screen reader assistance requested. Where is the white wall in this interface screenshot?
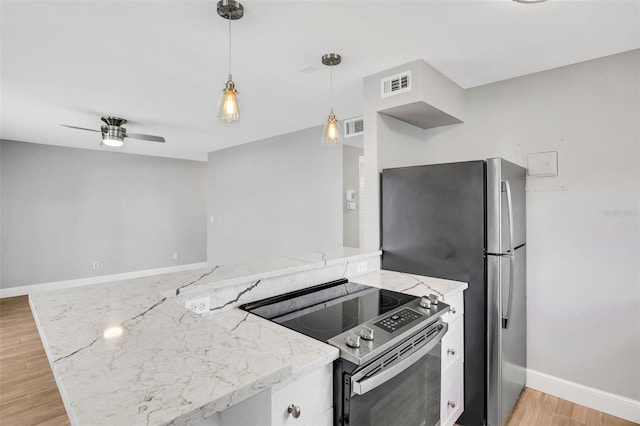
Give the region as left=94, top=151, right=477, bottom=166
left=420, top=50, right=639, bottom=401
left=377, top=113, right=426, bottom=170
left=362, top=59, right=464, bottom=251
left=207, top=126, right=343, bottom=266
left=343, top=144, right=362, bottom=248
left=1, top=140, right=208, bottom=289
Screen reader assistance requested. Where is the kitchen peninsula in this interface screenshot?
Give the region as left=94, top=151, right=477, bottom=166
left=30, top=248, right=467, bottom=426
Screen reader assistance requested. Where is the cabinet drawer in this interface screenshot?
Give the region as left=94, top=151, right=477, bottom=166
left=441, top=358, right=464, bottom=426
left=272, top=364, right=332, bottom=426
left=441, top=315, right=463, bottom=370
left=442, top=291, right=464, bottom=323
left=306, top=407, right=332, bottom=426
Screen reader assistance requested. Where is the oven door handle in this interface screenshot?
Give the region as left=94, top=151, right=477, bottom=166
left=351, top=322, right=448, bottom=396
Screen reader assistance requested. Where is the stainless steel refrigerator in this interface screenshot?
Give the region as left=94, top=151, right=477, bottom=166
left=381, top=158, right=526, bottom=426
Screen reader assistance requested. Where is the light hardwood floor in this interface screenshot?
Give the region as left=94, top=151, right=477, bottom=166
left=0, top=295, right=637, bottom=426
left=0, top=296, right=69, bottom=426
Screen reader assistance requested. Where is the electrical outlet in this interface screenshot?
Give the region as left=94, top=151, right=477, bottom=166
left=92, top=261, right=100, bottom=269
left=357, top=261, right=367, bottom=274
left=172, top=253, right=178, bottom=260
left=185, top=297, right=210, bottom=314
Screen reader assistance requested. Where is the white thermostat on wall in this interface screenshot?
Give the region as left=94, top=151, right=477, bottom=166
left=525, top=151, right=558, bottom=177
left=346, top=190, right=357, bottom=201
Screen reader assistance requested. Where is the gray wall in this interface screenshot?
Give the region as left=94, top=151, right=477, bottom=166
left=207, top=126, right=343, bottom=266
left=1, top=140, right=207, bottom=288
left=0, top=143, right=2, bottom=287
left=418, top=51, right=639, bottom=400
left=343, top=145, right=362, bottom=248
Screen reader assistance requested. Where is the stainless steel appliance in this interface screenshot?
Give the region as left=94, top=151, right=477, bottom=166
left=381, top=158, right=526, bottom=426
left=241, top=279, right=450, bottom=426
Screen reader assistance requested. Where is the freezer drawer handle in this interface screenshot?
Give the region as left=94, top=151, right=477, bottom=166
left=501, top=180, right=515, bottom=330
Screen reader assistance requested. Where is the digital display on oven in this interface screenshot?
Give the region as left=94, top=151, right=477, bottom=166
left=373, top=308, right=422, bottom=333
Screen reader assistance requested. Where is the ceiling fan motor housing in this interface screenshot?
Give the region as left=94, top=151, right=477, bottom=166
left=101, top=124, right=126, bottom=145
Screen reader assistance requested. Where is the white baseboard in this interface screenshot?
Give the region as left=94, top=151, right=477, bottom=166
left=526, top=368, right=640, bottom=423
left=0, top=262, right=209, bottom=298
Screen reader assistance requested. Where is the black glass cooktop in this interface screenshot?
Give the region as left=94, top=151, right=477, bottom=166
left=240, top=279, right=417, bottom=342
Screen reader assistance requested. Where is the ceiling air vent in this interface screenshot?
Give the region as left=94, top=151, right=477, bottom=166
left=380, top=70, right=412, bottom=98
left=344, top=117, right=364, bottom=138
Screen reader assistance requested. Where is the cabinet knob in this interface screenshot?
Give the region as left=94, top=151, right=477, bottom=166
left=447, top=348, right=456, bottom=356
left=448, top=400, right=456, bottom=409
left=451, top=307, right=457, bottom=314
left=287, top=404, right=301, bottom=419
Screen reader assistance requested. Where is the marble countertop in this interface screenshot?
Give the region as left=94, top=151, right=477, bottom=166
left=349, top=269, right=468, bottom=299
left=30, top=248, right=379, bottom=426
left=29, top=247, right=465, bottom=426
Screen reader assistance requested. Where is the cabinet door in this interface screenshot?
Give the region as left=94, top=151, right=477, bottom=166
left=220, top=388, right=271, bottom=425
left=441, top=316, right=463, bottom=371
left=271, top=364, right=332, bottom=426
left=441, top=358, right=464, bottom=426
left=442, top=292, right=464, bottom=324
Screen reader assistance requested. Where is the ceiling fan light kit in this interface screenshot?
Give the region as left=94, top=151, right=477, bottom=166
left=321, top=53, right=342, bottom=146
left=60, top=116, right=166, bottom=147
left=217, top=0, right=243, bottom=123
left=101, top=116, right=126, bottom=147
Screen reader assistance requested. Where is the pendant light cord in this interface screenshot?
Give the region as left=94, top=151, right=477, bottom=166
left=330, top=64, right=334, bottom=111
left=228, top=14, right=232, bottom=78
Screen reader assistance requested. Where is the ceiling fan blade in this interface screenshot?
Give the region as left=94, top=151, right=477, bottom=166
left=60, top=124, right=102, bottom=133
left=126, top=133, right=165, bottom=143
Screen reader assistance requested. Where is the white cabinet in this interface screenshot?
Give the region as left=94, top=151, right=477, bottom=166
left=271, top=364, right=332, bottom=426
left=440, top=291, right=465, bottom=426
left=218, top=363, right=333, bottom=426
left=441, top=357, right=464, bottom=424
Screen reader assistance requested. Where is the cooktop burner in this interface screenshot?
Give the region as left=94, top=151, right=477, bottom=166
left=241, top=279, right=450, bottom=365
left=240, top=279, right=417, bottom=342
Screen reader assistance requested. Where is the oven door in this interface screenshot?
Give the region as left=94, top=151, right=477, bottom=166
left=345, top=321, right=447, bottom=426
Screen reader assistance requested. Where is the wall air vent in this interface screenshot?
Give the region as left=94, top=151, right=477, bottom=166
left=344, top=116, right=364, bottom=138
left=380, top=70, right=412, bottom=98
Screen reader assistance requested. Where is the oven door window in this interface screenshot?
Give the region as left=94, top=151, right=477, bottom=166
left=348, top=343, right=441, bottom=426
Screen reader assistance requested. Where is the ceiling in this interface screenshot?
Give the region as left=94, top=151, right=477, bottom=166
left=1, top=0, right=638, bottom=161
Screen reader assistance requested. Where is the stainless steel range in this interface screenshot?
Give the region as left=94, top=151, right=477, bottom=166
left=240, top=279, right=449, bottom=426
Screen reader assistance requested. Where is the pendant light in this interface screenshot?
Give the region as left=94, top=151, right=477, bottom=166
left=217, top=0, right=244, bottom=123
left=321, top=53, right=342, bottom=145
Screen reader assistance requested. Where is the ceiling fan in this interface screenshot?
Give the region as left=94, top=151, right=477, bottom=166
left=60, top=116, right=166, bottom=147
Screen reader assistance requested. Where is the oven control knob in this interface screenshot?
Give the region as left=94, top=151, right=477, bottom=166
left=346, top=333, right=361, bottom=348
left=360, top=326, right=375, bottom=340
left=429, top=294, right=439, bottom=305
left=420, top=296, right=431, bottom=309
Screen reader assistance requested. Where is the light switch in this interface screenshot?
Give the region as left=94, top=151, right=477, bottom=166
left=525, top=151, right=558, bottom=177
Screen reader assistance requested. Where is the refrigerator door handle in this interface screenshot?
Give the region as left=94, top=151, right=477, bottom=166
left=502, top=180, right=515, bottom=255
left=502, top=254, right=515, bottom=329
left=502, top=180, right=515, bottom=329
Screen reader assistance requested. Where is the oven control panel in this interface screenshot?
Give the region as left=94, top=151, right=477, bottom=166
left=373, top=308, right=422, bottom=332
left=328, top=298, right=449, bottom=366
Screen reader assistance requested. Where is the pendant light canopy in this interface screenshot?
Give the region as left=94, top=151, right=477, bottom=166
left=217, top=0, right=244, bottom=123
left=321, top=53, right=342, bottom=145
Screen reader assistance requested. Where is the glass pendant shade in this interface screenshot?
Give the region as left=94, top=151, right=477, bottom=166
left=321, top=109, right=342, bottom=145
left=218, top=77, right=241, bottom=123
